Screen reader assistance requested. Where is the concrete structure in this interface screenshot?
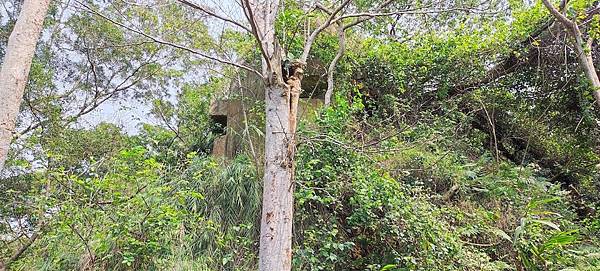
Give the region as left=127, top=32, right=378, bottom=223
left=210, top=67, right=325, bottom=159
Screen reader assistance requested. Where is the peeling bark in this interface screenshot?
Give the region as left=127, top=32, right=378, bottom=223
left=245, top=0, right=298, bottom=269
left=287, top=61, right=304, bottom=133
left=260, top=82, right=295, bottom=270
left=259, top=60, right=304, bottom=271
left=0, top=0, right=51, bottom=169
left=541, top=0, right=600, bottom=107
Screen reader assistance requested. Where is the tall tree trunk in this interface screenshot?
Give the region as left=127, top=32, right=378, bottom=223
left=259, top=60, right=304, bottom=271
left=245, top=0, right=300, bottom=270
left=260, top=82, right=295, bottom=270
left=541, top=0, right=600, bottom=107
left=0, top=0, right=51, bottom=170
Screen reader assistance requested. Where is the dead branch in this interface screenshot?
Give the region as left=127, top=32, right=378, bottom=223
left=241, top=0, right=273, bottom=74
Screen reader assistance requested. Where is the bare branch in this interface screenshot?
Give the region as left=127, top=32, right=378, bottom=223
left=300, top=0, right=351, bottom=63
left=324, top=23, right=345, bottom=106
left=76, top=1, right=262, bottom=78
left=16, top=58, right=159, bottom=139
left=318, top=0, right=396, bottom=104
left=541, top=0, right=576, bottom=31
left=176, top=0, right=253, bottom=33
left=333, top=6, right=496, bottom=23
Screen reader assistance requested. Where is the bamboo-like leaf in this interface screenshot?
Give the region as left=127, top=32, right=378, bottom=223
left=531, top=219, right=560, bottom=231
left=490, top=228, right=513, bottom=243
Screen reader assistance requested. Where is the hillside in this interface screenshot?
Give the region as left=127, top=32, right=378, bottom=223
left=1, top=0, right=600, bottom=270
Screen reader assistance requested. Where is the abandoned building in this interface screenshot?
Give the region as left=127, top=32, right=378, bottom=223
left=209, top=65, right=326, bottom=159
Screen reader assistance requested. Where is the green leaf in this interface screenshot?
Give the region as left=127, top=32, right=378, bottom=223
left=381, top=264, right=398, bottom=271
left=490, top=228, right=513, bottom=243
left=531, top=219, right=560, bottom=231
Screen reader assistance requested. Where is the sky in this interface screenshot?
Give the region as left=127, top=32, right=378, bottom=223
left=61, top=0, right=246, bottom=134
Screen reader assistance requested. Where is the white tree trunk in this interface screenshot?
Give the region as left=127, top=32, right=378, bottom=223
left=573, top=34, right=600, bottom=107
left=260, top=83, right=295, bottom=270
left=0, top=0, right=51, bottom=169
left=245, top=0, right=298, bottom=270
left=541, top=0, right=600, bottom=107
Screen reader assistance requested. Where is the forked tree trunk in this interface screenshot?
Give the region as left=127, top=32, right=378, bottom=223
left=0, top=0, right=51, bottom=170
left=246, top=0, right=301, bottom=270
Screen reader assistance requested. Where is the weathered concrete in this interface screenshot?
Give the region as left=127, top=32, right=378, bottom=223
left=210, top=98, right=322, bottom=159
left=210, top=62, right=326, bottom=159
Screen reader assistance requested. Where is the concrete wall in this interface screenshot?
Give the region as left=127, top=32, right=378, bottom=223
left=210, top=98, right=323, bottom=159
left=210, top=64, right=325, bottom=159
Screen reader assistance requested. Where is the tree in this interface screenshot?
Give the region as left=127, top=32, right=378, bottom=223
left=230, top=1, right=401, bottom=269
left=541, top=0, right=600, bottom=107
left=1, top=2, right=217, bottom=268
left=5, top=0, right=600, bottom=270
left=0, top=0, right=51, bottom=170
left=79, top=0, right=485, bottom=269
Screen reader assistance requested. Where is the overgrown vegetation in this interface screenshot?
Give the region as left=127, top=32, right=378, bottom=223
left=2, top=0, right=600, bottom=270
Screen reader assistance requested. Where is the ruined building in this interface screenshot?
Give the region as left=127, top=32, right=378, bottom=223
left=209, top=65, right=326, bottom=159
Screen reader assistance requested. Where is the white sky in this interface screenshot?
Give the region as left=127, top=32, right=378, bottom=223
left=65, top=0, right=246, bottom=134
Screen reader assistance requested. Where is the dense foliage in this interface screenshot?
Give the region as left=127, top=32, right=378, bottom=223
left=2, top=0, right=600, bottom=270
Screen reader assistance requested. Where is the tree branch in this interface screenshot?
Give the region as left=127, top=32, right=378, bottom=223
left=241, top=0, right=272, bottom=74
left=448, top=19, right=555, bottom=96
left=333, top=6, right=496, bottom=23
left=176, top=0, right=252, bottom=33
left=76, top=1, right=262, bottom=78
left=541, top=0, right=576, bottom=31
left=325, top=23, right=345, bottom=106
left=319, top=0, right=396, bottom=104
left=1, top=221, right=46, bottom=270
left=300, top=0, right=351, bottom=63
